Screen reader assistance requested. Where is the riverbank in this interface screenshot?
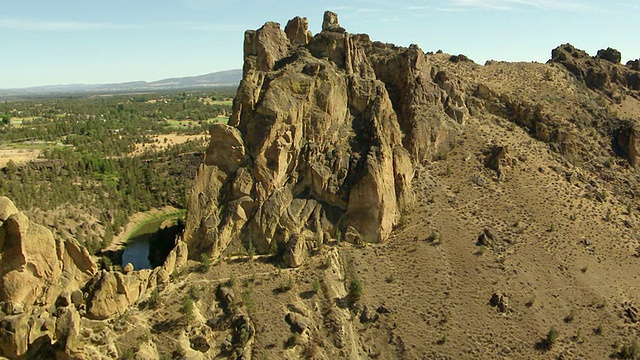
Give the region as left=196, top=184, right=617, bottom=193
left=104, top=206, right=186, bottom=252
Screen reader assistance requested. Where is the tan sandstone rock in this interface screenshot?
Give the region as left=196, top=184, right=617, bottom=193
left=184, top=11, right=463, bottom=265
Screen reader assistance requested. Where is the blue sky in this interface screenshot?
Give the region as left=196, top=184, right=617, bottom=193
left=0, top=0, right=638, bottom=88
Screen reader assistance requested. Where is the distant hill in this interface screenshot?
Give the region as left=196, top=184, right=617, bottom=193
left=0, top=69, right=242, bottom=97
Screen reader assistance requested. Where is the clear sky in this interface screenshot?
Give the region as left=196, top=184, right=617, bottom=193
left=1, top=0, right=638, bottom=89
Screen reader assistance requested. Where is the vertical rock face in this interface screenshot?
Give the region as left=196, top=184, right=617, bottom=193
left=184, top=12, right=462, bottom=263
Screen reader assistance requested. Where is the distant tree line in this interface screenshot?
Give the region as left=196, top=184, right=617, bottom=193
left=0, top=90, right=231, bottom=253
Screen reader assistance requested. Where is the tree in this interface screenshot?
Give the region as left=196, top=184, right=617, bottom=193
left=1, top=114, right=10, bottom=125
left=348, top=278, right=363, bottom=303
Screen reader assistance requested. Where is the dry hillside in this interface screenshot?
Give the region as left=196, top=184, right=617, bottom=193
left=3, top=11, right=640, bottom=360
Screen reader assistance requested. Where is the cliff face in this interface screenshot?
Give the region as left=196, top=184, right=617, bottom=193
left=184, top=12, right=464, bottom=261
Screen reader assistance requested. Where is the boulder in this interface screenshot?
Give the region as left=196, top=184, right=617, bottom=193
left=285, top=16, right=311, bottom=46
left=489, top=292, right=509, bottom=313
left=485, top=145, right=508, bottom=173
left=85, top=270, right=151, bottom=320
left=55, top=306, right=80, bottom=353
left=0, top=314, right=29, bottom=358
left=282, top=231, right=312, bottom=268
left=285, top=311, right=309, bottom=334
left=123, top=263, right=134, bottom=274
left=0, top=196, right=18, bottom=221
left=204, top=124, right=246, bottom=174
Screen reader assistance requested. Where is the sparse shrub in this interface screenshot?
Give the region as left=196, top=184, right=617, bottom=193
left=348, top=278, right=363, bottom=303
left=594, top=298, right=607, bottom=309
left=594, top=324, right=604, bottom=335
left=180, top=296, right=194, bottom=320
left=385, top=274, right=395, bottom=283
left=564, top=308, right=576, bottom=323
left=613, top=338, right=640, bottom=359
left=545, top=326, right=559, bottom=348
left=435, top=151, right=449, bottom=161
left=428, top=230, right=440, bottom=244
left=278, top=276, right=293, bottom=293
left=323, top=256, right=332, bottom=269
left=581, top=266, right=588, bottom=273
left=119, top=347, right=136, bottom=360
left=437, top=333, right=448, bottom=345
left=335, top=228, right=343, bottom=242
left=199, top=253, right=212, bottom=273
left=285, top=333, right=300, bottom=348
left=227, top=274, right=237, bottom=288
left=247, top=240, right=255, bottom=258
left=269, top=240, right=279, bottom=256
left=241, top=288, right=254, bottom=311
left=397, top=213, right=407, bottom=228
left=312, top=278, right=321, bottom=294
left=189, top=286, right=204, bottom=301
left=147, top=287, right=160, bottom=309
left=525, top=295, right=536, bottom=308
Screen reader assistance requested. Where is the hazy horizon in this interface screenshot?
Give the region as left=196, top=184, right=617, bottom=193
left=2, top=0, right=638, bottom=88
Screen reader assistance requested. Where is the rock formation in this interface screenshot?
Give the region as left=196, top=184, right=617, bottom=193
left=184, top=11, right=464, bottom=263
left=550, top=43, right=640, bottom=101
left=0, top=196, right=96, bottom=310
left=85, top=238, right=187, bottom=320
left=0, top=197, right=96, bottom=358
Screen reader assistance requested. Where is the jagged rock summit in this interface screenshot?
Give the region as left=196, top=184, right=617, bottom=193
left=184, top=11, right=465, bottom=263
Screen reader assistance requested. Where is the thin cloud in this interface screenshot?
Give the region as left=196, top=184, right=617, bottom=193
left=0, top=18, right=140, bottom=31
left=449, top=0, right=596, bottom=12
left=435, top=7, right=472, bottom=12
left=405, top=5, right=431, bottom=10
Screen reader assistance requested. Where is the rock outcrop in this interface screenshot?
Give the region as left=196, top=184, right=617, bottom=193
left=0, top=197, right=97, bottom=358
left=184, top=12, right=464, bottom=263
left=550, top=43, right=640, bottom=100
left=0, top=196, right=96, bottom=310
left=85, top=238, right=187, bottom=320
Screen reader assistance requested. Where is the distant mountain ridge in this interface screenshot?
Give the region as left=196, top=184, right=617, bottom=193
left=0, top=69, right=242, bottom=97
